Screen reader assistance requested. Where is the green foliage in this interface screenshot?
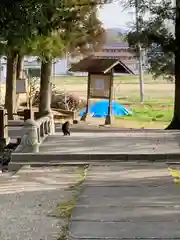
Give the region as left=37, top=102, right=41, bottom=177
left=0, top=1, right=40, bottom=48
left=0, top=1, right=105, bottom=53
left=29, top=2, right=105, bottom=61
left=146, top=44, right=174, bottom=78
left=27, top=68, right=41, bottom=78
left=125, top=0, right=175, bottom=78
left=112, top=33, right=126, bottom=43
left=0, top=0, right=107, bottom=66
left=27, top=34, right=66, bottom=60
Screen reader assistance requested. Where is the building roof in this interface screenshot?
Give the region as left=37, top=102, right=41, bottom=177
left=69, top=56, right=134, bottom=74
left=103, top=42, right=129, bottom=49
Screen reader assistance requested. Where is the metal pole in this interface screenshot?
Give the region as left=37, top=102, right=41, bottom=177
left=135, top=0, right=144, bottom=103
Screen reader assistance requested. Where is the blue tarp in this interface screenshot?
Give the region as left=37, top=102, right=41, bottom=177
left=80, top=100, right=132, bottom=118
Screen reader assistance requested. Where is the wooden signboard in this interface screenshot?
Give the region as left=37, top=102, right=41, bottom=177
left=89, top=74, right=111, bottom=99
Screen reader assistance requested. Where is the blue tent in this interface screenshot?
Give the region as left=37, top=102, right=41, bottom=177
left=80, top=100, right=132, bottom=118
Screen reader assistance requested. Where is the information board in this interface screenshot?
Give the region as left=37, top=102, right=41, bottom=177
left=89, top=74, right=111, bottom=99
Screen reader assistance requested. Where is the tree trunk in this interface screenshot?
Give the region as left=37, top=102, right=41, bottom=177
left=16, top=54, right=24, bottom=80
left=15, top=54, right=24, bottom=113
left=38, top=59, right=52, bottom=117
left=166, top=80, right=180, bottom=129
left=5, top=50, right=18, bottom=120
left=166, top=2, right=180, bottom=129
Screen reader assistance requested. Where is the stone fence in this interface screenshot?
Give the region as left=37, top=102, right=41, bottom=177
left=15, top=112, right=55, bottom=153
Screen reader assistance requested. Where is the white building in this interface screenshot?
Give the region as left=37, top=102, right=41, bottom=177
left=0, top=56, right=71, bottom=82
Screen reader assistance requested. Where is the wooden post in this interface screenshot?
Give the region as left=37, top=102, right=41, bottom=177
left=0, top=108, right=9, bottom=150
left=24, top=109, right=34, bottom=121
left=105, top=71, right=113, bottom=125
left=81, top=72, right=90, bottom=121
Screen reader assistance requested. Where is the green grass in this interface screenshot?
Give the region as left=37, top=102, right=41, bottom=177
left=119, top=105, right=173, bottom=123
left=168, top=167, right=180, bottom=186
left=50, top=74, right=174, bottom=128
left=117, top=102, right=173, bottom=123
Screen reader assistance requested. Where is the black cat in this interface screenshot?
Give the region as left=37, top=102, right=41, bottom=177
left=62, top=121, right=70, bottom=136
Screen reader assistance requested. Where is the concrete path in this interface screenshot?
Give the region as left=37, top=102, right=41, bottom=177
left=40, top=132, right=180, bottom=154
left=69, top=162, right=180, bottom=239
left=0, top=165, right=80, bottom=240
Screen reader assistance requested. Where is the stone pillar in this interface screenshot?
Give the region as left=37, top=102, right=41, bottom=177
left=0, top=108, right=9, bottom=150
left=49, top=112, right=55, bottom=134
left=15, top=119, right=39, bottom=153
left=72, top=110, right=76, bottom=120
left=44, top=121, right=48, bottom=134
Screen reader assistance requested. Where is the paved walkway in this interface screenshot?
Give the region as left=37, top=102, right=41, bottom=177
left=0, top=166, right=80, bottom=240
left=69, top=162, right=180, bottom=239
left=40, top=131, right=180, bottom=154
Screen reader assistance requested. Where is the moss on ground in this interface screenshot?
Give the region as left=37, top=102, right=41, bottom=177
left=168, top=167, right=180, bottom=186
left=56, top=165, right=89, bottom=240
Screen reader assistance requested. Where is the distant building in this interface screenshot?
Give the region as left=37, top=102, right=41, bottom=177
left=0, top=56, right=70, bottom=81
left=23, top=57, right=71, bottom=76
left=0, top=42, right=140, bottom=81
left=94, top=42, right=139, bottom=73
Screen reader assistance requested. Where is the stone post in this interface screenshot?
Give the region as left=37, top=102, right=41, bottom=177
left=15, top=119, right=39, bottom=153
left=72, top=110, right=77, bottom=120
left=48, top=112, right=55, bottom=134
left=0, top=108, right=9, bottom=151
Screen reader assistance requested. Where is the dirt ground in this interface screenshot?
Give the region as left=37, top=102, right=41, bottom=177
left=53, top=82, right=174, bottom=104
left=53, top=80, right=174, bottom=128
left=78, top=115, right=168, bottom=129
left=0, top=76, right=174, bottom=104
left=0, top=77, right=174, bottom=129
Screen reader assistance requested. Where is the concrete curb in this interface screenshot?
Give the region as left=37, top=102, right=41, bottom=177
left=56, top=126, right=180, bottom=133
left=11, top=152, right=180, bottom=163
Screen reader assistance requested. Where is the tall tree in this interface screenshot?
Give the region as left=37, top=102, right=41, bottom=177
left=0, top=1, right=41, bottom=119
left=34, top=2, right=106, bottom=117
left=0, top=0, right=108, bottom=119
left=145, top=44, right=174, bottom=79
left=125, top=0, right=179, bottom=129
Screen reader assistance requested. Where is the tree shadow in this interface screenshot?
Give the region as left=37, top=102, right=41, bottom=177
left=69, top=164, right=180, bottom=238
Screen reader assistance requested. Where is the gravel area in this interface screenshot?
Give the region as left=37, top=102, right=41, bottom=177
left=0, top=166, right=80, bottom=240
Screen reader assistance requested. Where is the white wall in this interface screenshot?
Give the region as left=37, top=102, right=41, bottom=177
left=1, top=57, right=70, bottom=81
left=52, top=58, right=69, bottom=76
left=1, top=64, right=6, bottom=82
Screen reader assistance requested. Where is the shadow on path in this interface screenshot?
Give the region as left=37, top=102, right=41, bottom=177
left=69, top=163, right=180, bottom=239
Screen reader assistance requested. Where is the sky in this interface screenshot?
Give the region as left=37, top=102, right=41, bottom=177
left=98, top=2, right=134, bottom=29
left=99, top=1, right=175, bottom=29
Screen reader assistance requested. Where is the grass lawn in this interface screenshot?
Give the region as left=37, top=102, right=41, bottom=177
left=81, top=100, right=173, bottom=129
left=51, top=74, right=174, bottom=129
left=115, top=102, right=173, bottom=129
left=123, top=106, right=172, bottom=123
left=113, top=94, right=173, bottom=128
left=0, top=74, right=171, bottom=129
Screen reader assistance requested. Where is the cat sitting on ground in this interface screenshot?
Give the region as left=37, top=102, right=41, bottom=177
left=62, top=121, right=70, bottom=136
